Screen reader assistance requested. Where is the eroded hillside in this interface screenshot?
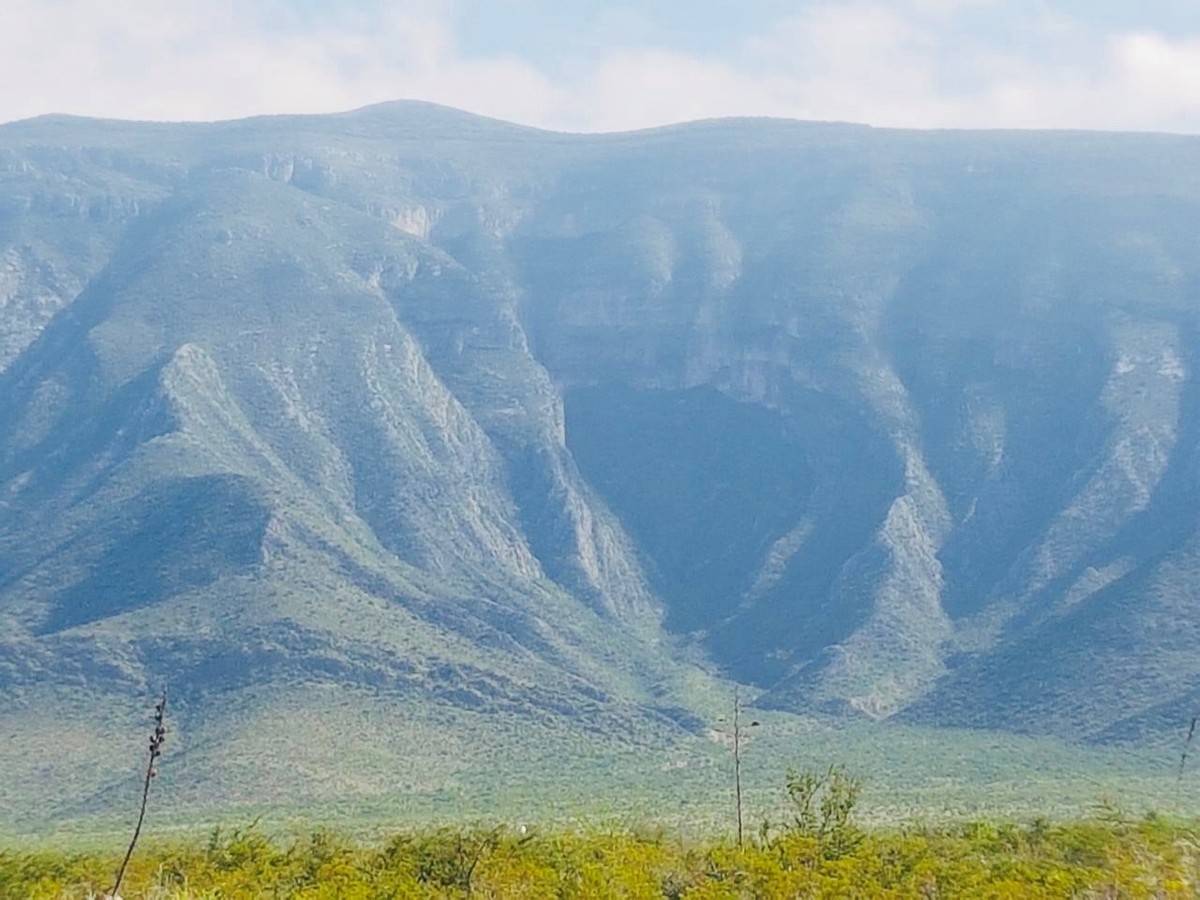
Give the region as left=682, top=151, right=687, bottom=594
left=2, top=107, right=1199, bottom=820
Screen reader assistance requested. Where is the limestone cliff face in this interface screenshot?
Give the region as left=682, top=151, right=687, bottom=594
left=1, top=105, right=1200, bottom=745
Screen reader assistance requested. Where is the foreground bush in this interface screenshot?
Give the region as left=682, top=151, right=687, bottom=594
left=2, top=815, right=1198, bottom=898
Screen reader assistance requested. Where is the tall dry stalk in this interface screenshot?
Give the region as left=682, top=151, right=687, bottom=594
left=1179, top=716, right=1197, bottom=782
left=110, top=686, right=167, bottom=899
left=726, top=688, right=759, bottom=848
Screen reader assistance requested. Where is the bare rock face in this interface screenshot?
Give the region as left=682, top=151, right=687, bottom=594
left=0, top=247, right=76, bottom=372
left=1, top=103, right=1200, bottom=779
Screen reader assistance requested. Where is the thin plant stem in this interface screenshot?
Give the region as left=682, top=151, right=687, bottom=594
left=111, top=686, right=167, bottom=898
left=734, top=688, right=743, bottom=849
left=1179, top=716, right=1197, bottom=782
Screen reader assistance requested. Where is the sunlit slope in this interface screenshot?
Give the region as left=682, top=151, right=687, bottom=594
left=2, top=103, right=1200, bottom=809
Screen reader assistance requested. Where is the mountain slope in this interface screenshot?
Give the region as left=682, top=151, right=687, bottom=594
left=2, top=106, right=1200, bottom=821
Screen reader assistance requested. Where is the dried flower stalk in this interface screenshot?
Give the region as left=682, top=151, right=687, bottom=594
left=110, top=686, right=167, bottom=899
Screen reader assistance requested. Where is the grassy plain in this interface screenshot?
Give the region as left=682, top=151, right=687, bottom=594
left=7, top=686, right=1200, bottom=897
left=5, top=696, right=1200, bottom=843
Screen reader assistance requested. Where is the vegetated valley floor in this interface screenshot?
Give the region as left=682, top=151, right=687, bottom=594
left=4, top=690, right=1200, bottom=851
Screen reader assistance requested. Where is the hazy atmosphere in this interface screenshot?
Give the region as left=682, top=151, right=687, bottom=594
left=7, top=2, right=1200, bottom=897
left=3, top=0, right=1199, bottom=132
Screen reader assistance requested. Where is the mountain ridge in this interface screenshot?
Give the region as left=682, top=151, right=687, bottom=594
left=2, top=103, right=1200, bottom=823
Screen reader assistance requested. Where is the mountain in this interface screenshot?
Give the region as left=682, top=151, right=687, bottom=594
left=1, top=103, right=1199, bottom=823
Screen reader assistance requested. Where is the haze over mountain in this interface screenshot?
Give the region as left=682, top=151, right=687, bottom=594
left=1, top=102, right=1199, bottom=821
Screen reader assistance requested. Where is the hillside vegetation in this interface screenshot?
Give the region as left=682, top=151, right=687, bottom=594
left=2, top=104, right=1200, bottom=821
left=6, top=815, right=1200, bottom=898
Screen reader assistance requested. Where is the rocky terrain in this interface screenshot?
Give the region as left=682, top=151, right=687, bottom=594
left=1, top=104, right=1199, bottom=821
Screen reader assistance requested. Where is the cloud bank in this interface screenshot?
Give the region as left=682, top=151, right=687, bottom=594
left=1, top=0, right=1198, bottom=133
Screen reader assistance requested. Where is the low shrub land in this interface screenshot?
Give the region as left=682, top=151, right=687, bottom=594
left=5, top=813, right=1200, bottom=898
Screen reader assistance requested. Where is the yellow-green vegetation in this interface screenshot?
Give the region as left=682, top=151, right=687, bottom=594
left=5, top=814, right=1200, bottom=899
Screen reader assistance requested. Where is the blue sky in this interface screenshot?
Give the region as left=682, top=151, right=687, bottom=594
left=2, top=0, right=1198, bottom=132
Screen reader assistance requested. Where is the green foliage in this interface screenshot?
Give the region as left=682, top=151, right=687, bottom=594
left=4, top=814, right=1200, bottom=898
left=780, top=764, right=864, bottom=859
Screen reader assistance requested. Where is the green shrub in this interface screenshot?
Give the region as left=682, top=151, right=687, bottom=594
left=3, top=807, right=1199, bottom=897
left=780, top=763, right=864, bottom=859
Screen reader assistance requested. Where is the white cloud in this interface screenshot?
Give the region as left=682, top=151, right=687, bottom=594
left=956, top=30, right=1200, bottom=131
left=733, top=4, right=957, bottom=126
left=0, top=0, right=560, bottom=125
left=0, top=0, right=1197, bottom=134
left=903, top=0, right=1003, bottom=15
left=555, top=50, right=798, bottom=132
left=1111, top=32, right=1200, bottom=127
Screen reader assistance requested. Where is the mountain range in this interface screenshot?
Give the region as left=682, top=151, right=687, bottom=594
left=2, top=103, right=1199, bottom=824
